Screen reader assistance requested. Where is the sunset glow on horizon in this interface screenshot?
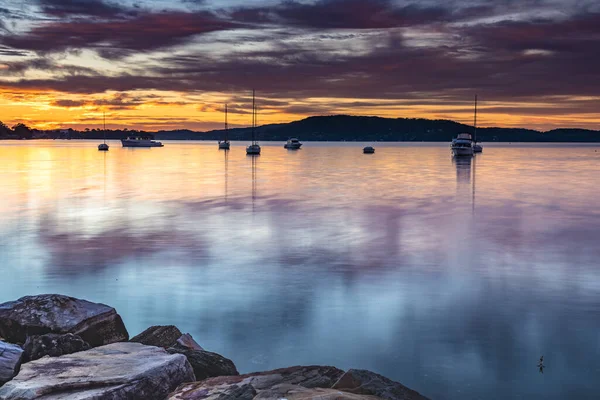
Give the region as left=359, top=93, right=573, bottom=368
left=1, top=0, right=599, bottom=132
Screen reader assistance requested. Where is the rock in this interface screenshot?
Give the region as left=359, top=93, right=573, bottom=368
left=0, top=342, right=195, bottom=399
left=0, top=341, right=23, bottom=387
left=169, top=381, right=256, bottom=400
left=332, top=369, right=430, bottom=400
left=130, top=325, right=183, bottom=348
left=173, top=333, right=203, bottom=351
left=254, top=384, right=381, bottom=399
left=22, top=333, right=91, bottom=362
left=166, top=347, right=238, bottom=380
left=131, top=326, right=204, bottom=352
left=168, top=365, right=345, bottom=399
left=0, top=294, right=129, bottom=347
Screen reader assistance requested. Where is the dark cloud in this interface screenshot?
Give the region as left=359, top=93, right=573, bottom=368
left=232, top=0, right=450, bottom=29
left=52, top=99, right=86, bottom=107
left=50, top=93, right=178, bottom=110
left=2, top=10, right=241, bottom=57
left=38, top=0, right=128, bottom=18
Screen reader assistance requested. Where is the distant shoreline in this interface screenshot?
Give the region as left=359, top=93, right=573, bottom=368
left=2, top=115, right=599, bottom=142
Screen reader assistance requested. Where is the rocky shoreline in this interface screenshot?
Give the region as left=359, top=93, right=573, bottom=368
left=0, top=294, right=430, bottom=400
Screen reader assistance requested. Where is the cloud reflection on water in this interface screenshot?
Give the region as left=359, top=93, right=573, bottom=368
left=0, top=142, right=599, bottom=399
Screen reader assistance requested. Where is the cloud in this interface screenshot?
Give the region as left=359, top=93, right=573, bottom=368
left=37, top=0, right=128, bottom=18
left=2, top=10, right=242, bottom=58
left=51, top=99, right=86, bottom=108
left=232, top=0, right=450, bottom=29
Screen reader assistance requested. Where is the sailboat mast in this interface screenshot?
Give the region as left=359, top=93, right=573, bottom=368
left=252, top=90, right=256, bottom=145
left=473, top=95, right=478, bottom=144
left=103, top=112, right=106, bottom=144
left=225, top=103, right=228, bottom=141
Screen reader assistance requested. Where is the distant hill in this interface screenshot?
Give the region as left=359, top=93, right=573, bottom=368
left=1, top=115, right=599, bottom=141
left=154, top=116, right=600, bottom=142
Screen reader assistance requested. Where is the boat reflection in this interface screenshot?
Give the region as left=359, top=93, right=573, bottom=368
left=453, top=155, right=472, bottom=184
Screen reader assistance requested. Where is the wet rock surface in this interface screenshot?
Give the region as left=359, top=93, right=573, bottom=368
left=254, top=384, right=381, bottom=399
left=168, top=365, right=347, bottom=399
left=130, top=325, right=183, bottom=348
left=167, top=347, right=238, bottom=380
left=0, top=341, right=23, bottom=387
left=0, top=342, right=195, bottom=399
left=0, top=294, right=129, bottom=347
left=22, top=333, right=91, bottom=362
left=332, top=369, right=430, bottom=400
left=131, top=326, right=204, bottom=352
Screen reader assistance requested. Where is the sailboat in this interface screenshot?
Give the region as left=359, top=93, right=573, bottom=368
left=219, top=104, right=230, bottom=150
left=98, top=112, right=109, bottom=151
left=246, top=90, right=261, bottom=155
left=473, top=95, right=483, bottom=153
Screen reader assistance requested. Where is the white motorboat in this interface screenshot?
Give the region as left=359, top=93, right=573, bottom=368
left=246, top=90, right=261, bottom=155
left=121, top=135, right=163, bottom=147
left=451, top=133, right=474, bottom=156
left=284, top=138, right=302, bottom=149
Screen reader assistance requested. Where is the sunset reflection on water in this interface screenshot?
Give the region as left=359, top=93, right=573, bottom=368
left=1, top=141, right=599, bottom=400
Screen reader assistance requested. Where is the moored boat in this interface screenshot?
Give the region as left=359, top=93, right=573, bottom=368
left=98, top=112, right=109, bottom=151
left=451, top=133, right=474, bottom=156
left=219, top=104, right=230, bottom=150
left=363, top=146, right=375, bottom=154
left=246, top=90, right=261, bottom=155
left=473, top=95, right=483, bottom=153
left=284, top=138, right=302, bottom=149
left=121, top=135, right=163, bottom=148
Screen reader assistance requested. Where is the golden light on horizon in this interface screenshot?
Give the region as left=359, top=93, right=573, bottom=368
left=2, top=88, right=600, bottom=132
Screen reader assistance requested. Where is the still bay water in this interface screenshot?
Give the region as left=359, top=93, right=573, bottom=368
left=0, top=140, right=599, bottom=399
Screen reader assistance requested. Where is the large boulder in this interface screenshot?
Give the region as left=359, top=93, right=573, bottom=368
left=332, top=369, right=430, bottom=400
left=0, top=341, right=23, bottom=387
left=169, top=381, right=256, bottom=400
left=168, top=365, right=345, bottom=399
left=131, top=326, right=203, bottom=351
left=254, top=384, right=381, bottom=399
left=130, top=325, right=183, bottom=348
left=0, top=342, right=195, bottom=399
left=169, top=382, right=380, bottom=400
left=0, top=294, right=128, bottom=347
left=22, top=333, right=91, bottom=362
left=166, top=347, right=238, bottom=380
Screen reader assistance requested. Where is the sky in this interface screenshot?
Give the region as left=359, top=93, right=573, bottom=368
left=0, top=0, right=599, bottom=131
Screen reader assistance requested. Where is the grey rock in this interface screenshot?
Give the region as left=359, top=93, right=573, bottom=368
left=0, top=342, right=195, bottom=399
left=173, top=333, right=203, bottom=351
left=0, top=341, right=23, bottom=387
left=22, top=333, right=91, bottom=362
left=130, top=325, right=183, bottom=348
left=254, top=384, right=381, bottom=399
left=169, top=382, right=256, bottom=400
left=0, top=294, right=128, bottom=347
left=332, top=369, right=430, bottom=400
left=168, top=365, right=345, bottom=399
left=167, top=347, right=238, bottom=380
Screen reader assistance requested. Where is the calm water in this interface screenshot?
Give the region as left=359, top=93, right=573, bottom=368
left=1, top=140, right=599, bottom=399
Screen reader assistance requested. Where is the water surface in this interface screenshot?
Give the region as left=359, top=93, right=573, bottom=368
left=1, top=140, right=599, bottom=399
